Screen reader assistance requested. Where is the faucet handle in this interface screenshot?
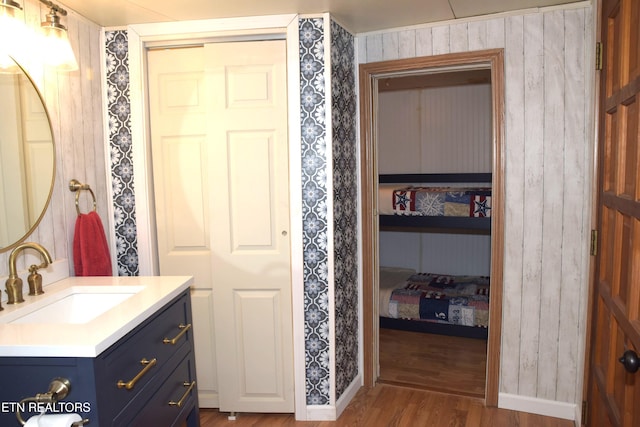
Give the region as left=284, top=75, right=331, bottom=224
left=28, top=264, right=45, bottom=296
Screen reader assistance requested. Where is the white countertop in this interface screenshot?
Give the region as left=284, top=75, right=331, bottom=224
left=0, top=276, right=193, bottom=358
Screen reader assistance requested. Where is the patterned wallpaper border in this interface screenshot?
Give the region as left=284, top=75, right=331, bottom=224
left=330, top=19, right=358, bottom=400
left=299, top=17, right=331, bottom=405
left=104, top=30, right=139, bottom=276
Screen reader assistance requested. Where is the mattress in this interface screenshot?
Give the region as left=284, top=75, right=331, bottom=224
left=380, top=267, right=490, bottom=328
left=379, top=266, right=416, bottom=318
left=378, top=184, right=491, bottom=218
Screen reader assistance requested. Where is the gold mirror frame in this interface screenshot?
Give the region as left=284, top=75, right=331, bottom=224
left=0, top=57, right=56, bottom=253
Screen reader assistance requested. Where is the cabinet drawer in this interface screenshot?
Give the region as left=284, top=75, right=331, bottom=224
left=96, top=291, right=194, bottom=420
left=126, top=352, right=197, bottom=427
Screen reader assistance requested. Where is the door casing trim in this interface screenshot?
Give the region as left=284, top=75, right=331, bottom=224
left=358, top=48, right=505, bottom=406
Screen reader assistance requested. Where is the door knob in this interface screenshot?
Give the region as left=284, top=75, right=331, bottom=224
left=618, top=350, right=639, bottom=373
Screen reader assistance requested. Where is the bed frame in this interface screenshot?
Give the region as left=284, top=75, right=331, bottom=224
left=378, top=172, right=492, bottom=340
left=379, top=173, right=492, bottom=233
left=379, top=317, right=488, bottom=339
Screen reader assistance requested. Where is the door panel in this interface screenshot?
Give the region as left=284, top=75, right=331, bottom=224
left=233, top=289, right=286, bottom=395
left=206, top=40, right=294, bottom=413
left=147, top=47, right=220, bottom=407
left=148, top=49, right=211, bottom=287
left=227, top=132, right=276, bottom=248
left=148, top=40, right=292, bottom=413
left=588, top=0, right=640, bottom=425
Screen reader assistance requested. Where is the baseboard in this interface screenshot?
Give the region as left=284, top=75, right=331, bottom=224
left=305, top=405, right=337, bottom=421
left=498, top=392, right=576, bottom=421
left=197, top=391, right=219, bottom=408
left=305, top=374, right=363, bottom=421
left=336, top=375, right=362, bottom=418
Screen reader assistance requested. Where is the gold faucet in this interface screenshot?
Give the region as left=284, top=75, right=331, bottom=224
left=4, top=242, right=53, bottom=307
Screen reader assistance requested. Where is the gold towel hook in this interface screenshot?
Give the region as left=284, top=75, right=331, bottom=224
left=69, top=179, right=97, bottom=215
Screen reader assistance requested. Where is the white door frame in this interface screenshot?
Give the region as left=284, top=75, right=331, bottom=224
left=125, top=14, right=308, bottom=419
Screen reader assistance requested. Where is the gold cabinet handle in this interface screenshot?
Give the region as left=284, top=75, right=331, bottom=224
left=117, top=358, right=157, bottom=390
left=168, top=381, right=196, bottom=408
left=163, top=323, right=192, bottom=345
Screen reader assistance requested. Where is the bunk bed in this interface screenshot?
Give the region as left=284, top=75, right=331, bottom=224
left=378, top=173, right=492, bottom=340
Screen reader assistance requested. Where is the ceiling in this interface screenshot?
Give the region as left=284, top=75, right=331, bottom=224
left=60, top=0, right=582, bottom=33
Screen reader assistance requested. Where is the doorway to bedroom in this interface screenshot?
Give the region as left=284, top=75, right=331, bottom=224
left=360, top=49, right=504, bottom=405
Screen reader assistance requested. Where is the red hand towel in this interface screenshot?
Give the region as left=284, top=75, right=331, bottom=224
left=73, top=211, right=113, bottom=276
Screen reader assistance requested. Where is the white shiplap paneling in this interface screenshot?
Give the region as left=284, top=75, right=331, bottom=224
left=0, top=0, right=106, bottom=288
left=502, top=14, right=526, bottom=397
left=558, top=7, right=589, bottom=405
left=358, top=3, right=594, bottom=411
left=421, top=85, right=492, bottom=172
left=519, top=11, right=545, bottom=399
left=380, top=231, right=491, bottom=276
left=377, top=90, right=421, bottom=173
left=538, top=9, right=565, bottom=401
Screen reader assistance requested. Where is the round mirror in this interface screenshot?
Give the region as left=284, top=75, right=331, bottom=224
left=0, top=57, right=55, bottom=252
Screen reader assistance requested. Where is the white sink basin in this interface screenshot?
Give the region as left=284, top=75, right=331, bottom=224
left=0, top=276, right=193, bottom=357
left=4, top=286, right=144, bottom=324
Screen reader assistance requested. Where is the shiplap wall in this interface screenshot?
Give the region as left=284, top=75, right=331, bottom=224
left=380, top=232, right=491, bottom=275
left=359, top=4, right=594, bottom=407
left=378, top=85, right=492, bottom=275
left=0, top=1, right=106, bottom=285
left=378, top=85, right=492, bottom=174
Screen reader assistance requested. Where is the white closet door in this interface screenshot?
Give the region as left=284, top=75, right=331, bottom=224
left=206, top=40, right=294, bottom=413
left=148, top=39, right=293, bottom=413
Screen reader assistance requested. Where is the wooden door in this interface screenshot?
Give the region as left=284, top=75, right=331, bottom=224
left=587, top=0, right=640, bottom=425
left=205, top=40, right=294, bottom=414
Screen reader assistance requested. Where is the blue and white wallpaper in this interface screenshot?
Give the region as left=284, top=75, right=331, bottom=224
left=299, top=17, right=331, bottom=405
left=104, top=30, right=139, bottom=276
left=330, top=19, right=358, bottom=400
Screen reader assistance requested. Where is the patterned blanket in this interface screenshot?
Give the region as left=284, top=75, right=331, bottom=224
left=392, top=187, right=491, bottom=217
left=388, top=273, right=490, bottom=327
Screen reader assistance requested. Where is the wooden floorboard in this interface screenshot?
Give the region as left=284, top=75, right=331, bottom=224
left=378, top=328, right=487, bottom=398
left=196, top=329, right=572, bottom=426
left=198, top=384, right=574, bottom=426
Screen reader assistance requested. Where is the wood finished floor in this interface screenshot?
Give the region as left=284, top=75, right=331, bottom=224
left=199, top=384, right=573, bottom=426
left=378, top=328, right=487, bottom=398
left=198, top=329, right=572, bottom=426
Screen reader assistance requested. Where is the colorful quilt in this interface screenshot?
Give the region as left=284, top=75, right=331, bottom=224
left=392, top=187, right=491, bottom=217
left=387, top=272, right=490, bottom=328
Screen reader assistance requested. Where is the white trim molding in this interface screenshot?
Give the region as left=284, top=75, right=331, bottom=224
left=306, top=405, right=339, bottom=421
left=305, top=374, right=362, bottom=423
left=499, top=393, right=576, bottom=421
left=336, top=376, right=362, bottom=419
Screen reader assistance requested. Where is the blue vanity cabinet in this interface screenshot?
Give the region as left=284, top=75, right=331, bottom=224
left=0, top=290, right=200, bottom=427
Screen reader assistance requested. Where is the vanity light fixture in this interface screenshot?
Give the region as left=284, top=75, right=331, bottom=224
left=0, top=0, right=29, bottom=70
left=39, top=0, right=78, bottom=71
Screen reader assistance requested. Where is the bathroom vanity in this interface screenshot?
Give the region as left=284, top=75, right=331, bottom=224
left=0, top=276, right=199, bottom=426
